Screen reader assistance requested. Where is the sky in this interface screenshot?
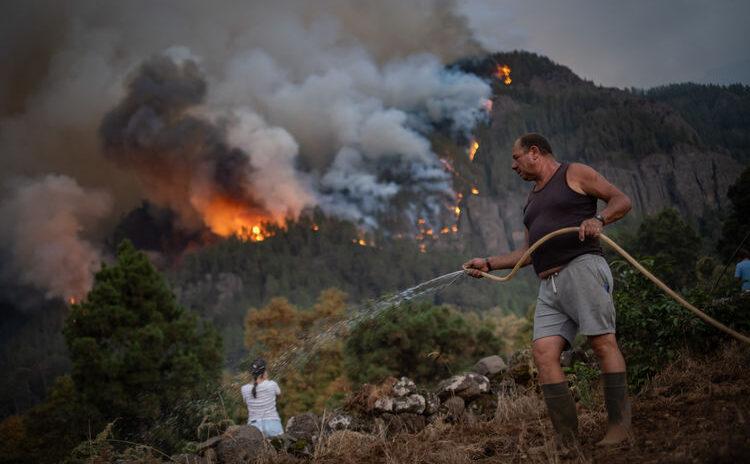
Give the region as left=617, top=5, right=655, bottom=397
left=458, top=0, right=750, bottom=88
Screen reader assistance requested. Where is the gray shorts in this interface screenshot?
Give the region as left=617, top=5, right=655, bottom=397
left=533, top=253, right=616, bottom=347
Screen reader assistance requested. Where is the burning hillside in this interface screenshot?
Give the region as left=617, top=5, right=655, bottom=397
left=0, top=1, right=496, bottom=301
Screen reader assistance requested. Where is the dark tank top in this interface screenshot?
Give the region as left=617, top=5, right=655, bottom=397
left=523, top=163, right=602, bottom=275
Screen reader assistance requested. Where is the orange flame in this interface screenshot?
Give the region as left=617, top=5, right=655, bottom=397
left=454, top=206, right=461, bottom=216
left=471, top=187, right=479, bottom=195
left=201, top=196, right=273, bottom=241
left=494, top=64, right=512, bottom=85
left=312, top=224, right=320, bottom=232
left=67, top=296, right=78, bottom=305
left=468, top=140, right=479, bottom=161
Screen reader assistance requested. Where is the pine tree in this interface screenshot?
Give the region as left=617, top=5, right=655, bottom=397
left=63, top=240, right=222, bottom=440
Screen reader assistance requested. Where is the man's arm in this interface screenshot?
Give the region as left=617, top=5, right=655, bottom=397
left=464, top=229, right=531, bottom=278
left=568, top=163, right=632, bottom=240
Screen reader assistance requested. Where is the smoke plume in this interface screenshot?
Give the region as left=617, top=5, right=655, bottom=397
left=0, top=176, right=112, bottom=300
left=1, top=0, right=491, bottom=298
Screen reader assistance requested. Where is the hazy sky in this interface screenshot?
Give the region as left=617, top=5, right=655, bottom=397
left=458, top=0, right=750, bottom=88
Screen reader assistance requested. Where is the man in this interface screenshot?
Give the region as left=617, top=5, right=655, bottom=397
left=464, top=133, right=633, bottom=446
left=735, top=249, right=750, bottom=292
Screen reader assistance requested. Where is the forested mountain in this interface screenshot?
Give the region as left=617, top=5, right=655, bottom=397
left=456, top=52, right=748, bottom=256
left=2, top=51, right=749, bottom=418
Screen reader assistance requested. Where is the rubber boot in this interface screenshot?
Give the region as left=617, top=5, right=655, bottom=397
left=596, top=372, right=632, bottom=446
left=541, top=382, right=579, bottom=445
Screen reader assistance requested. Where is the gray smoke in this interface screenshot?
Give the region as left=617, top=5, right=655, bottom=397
left=0, top=175, right=111, bottom=300
left=1, top=0, right=491, bottom=298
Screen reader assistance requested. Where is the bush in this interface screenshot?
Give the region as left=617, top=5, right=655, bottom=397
left=344, top=302, right=504, bottom=385
left=614, top=260, right=750, bottom=390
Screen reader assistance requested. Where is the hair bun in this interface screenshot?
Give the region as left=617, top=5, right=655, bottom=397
left=251, top=357, right=267, bottom=376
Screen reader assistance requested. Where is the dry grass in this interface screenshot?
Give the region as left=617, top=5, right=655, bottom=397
left=234, top=343, right=750, bottom=464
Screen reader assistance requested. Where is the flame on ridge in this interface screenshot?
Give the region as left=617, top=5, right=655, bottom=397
left=495, top=64, right=512, bottom=85
left=468, top=140, right=479, bottom=161
left=200, top=195, right=273, bottom=241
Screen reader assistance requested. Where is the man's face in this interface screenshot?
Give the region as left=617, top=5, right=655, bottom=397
left=511, top=143, right=537, bottom=180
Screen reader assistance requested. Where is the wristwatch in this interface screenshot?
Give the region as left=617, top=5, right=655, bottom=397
left=594, top=214, right=606, bottom=225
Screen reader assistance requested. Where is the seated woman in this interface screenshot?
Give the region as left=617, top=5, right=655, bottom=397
left=240, top=358, right=283, bottom=437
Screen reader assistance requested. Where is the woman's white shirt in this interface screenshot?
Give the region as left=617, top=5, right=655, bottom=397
left=241, top=380, right=281, bottom=422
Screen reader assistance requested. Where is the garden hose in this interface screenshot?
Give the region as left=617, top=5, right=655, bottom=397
left=463, top=226, right=750, bottom=345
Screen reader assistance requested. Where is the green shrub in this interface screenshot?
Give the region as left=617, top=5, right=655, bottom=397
left=344, top=302, right=504, bottom=385
left=614, top=260, right=750, bottom=390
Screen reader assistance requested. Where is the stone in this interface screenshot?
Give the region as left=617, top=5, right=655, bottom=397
left=439, top=396, right=465, bottom=423
left=286, top=412, right=320, bottom=443
left=507, top=349, right=536, bottom=385
left=436, top=373, right=490, bottom=400
left=194, top=435, right=221, bottom=454
left=392, top=377, right=417, bottom=397
left=472, top=355, right=507, bottom=376
left=270, top=433, right=313, bottom=457
left=215, top=425, right=265, bottom=464
left=423, top=391, right=440, bottom=415
left=392, top=394, right=426, bottom=414
left=373, top=396, right=394, bottom=412
left=325, top=413, right=353, bottom=431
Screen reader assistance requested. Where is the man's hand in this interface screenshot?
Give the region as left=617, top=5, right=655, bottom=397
left=463, top=257, right=490, bottom=278
left=579, top=217, right=603, bottom=241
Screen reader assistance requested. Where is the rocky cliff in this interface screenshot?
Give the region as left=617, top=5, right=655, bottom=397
left=454, top=52, right=748, bottom=254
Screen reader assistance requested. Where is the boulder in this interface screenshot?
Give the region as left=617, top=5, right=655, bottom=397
left=373, top=396, right=394, bottom=413
left=472, top=355, right=507, bottom=376
left=269, top=433, right=312, bottom=457
left=507, top=349, right=535, bottom=385
left=423, top=391, right=440, bottom=415
left=436, top=373, right=490, bottom=400
left=194, top=435, right=222, bottom=454
left=325, top=413, right=353, bottom=432
left=286, top=412, right=320, bottom=443
left=392, top=394, right=426, bottom=414
left=392, top=377, right=417, bottom=397
left=324, top=412, right=371, bottom=433
left=439, top=396, right=465, bottom=423
left=215, top=425, right=265, bottom=464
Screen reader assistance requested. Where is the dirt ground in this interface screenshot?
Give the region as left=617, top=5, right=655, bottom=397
left=265, top=343, right=750, bottom=464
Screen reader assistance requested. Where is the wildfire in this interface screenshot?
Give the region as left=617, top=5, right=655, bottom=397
left=495, top=64, right=512, bottom=85
left=468, top=140, right=479, bottom=161
left=454, top=206, right=461, bottom=216
left=200, top=196, right=272, bottom=241
left=483, top=99, right=493, bottom=113
left=67, top=296, right=78, bottom=305
left=312, top=224, right=319, bottom=232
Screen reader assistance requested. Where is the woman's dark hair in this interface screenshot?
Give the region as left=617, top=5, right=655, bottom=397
left=250, top=358, right=267, bottom=399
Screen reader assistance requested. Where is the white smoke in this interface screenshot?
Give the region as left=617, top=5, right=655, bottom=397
left=1, top=0, right=491, bottom=297
left=0, top=175, right=112, bottom=300
left=226, top=109, right=316, bottom=221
